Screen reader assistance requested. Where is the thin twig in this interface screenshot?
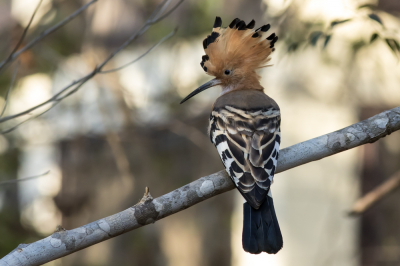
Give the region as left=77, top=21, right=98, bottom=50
left=0, top=0, right=43, bottom=74
left=0, top=171, right=50, bottom=186
left=348, top=170, right=400, bottom=216
left=96, top=0, right=183, bottom=70
left=50, top=76, right=92, bottom=101
left=0, top=62, right=20, bottom=118
left=0, top=0, right=184, bottom=126
left=153, top=0, right=184, bottom=22
left=138, top=187, right=153, bottom=204
left=0, top=0, right=98, bottom=73
left=0, top=71, right=91, bottom=124
left=0, top=102, right=59, bottom=134
left=100, top=28, right=177, bottom=74
left=148, top=0, right=170, bottom=21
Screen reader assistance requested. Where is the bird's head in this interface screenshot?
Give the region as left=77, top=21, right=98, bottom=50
left=180, top=17, right=278, bottom=104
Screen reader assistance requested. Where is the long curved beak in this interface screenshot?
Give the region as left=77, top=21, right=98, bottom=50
left=180, top=79, right=221, bottom=104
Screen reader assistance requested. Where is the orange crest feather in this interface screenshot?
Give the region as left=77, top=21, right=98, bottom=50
left=200, top=17, right=278, bottom=79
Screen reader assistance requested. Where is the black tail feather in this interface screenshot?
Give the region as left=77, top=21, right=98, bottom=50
left=242, top=196, right=283, bottom=254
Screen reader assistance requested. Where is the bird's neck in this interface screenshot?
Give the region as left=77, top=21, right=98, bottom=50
left=220, top=77, right=264, bottom=96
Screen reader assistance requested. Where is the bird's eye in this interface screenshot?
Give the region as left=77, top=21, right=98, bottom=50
left=224, top=70, right=231, bottom=75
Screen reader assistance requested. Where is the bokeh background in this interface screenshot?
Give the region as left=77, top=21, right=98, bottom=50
left=0, top=0, right=400, bottom=265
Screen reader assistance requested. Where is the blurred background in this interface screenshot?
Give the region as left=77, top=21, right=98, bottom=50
left=0, top=0, right=400, bottom=265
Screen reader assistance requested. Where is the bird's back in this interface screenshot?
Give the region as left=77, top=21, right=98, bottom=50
left=209, top=89, right=281, bottom=209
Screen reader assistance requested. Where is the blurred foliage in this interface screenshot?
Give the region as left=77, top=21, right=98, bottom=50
left=275, top=2, right=400, bottom=57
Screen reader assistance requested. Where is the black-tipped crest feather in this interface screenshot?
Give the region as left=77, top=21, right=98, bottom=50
left=214, top=16, right=222, bottom=28
left=267, top=33, right=276, bottom=40
left=260, top=24, right=271, bottom=32
left=246, top=20, right=255, bottom=29
left=229, top=18, right=240, bottom=28
left=203, top=39, right=208, bottom=49
left=236, top=20, right=246, bottom=30
left=200, top=17, right=278, bottom=76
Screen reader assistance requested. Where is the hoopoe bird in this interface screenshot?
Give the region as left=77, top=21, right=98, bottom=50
left=180, top=17, right=282, bottom=254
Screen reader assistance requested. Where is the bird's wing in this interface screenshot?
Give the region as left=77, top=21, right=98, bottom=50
left=209, top=105, right=281, bottom=209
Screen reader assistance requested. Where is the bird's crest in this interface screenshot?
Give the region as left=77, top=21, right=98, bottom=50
left=200, top=17, right=278, bottom=78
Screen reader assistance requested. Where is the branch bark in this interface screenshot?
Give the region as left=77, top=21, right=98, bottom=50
left=1, top=106, right=399, bottom=265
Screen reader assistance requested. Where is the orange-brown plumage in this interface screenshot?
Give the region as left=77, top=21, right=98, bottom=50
left=200, top=17, right=278, bottom=92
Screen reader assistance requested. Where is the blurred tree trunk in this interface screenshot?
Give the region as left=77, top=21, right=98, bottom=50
left=360, top=107, right=400, bottom=266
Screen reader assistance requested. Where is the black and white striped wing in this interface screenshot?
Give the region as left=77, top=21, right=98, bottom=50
left=209, top=105, right=281, bottom=209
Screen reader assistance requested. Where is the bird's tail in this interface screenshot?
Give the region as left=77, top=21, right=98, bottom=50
left=242, top=194, right=283, bottom=254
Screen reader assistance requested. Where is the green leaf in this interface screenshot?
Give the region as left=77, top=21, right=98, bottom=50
left=394, top=39, right=400, bottom=52
left=368, top=14, right=383, bottom=25
left=385, top=39, right=398, bottom=54
left=370, top=33, right=379, bottom=43
left=330, top=19, right=351, bottom=28
left=352, top=40, right=366, bottom=53
left=309, top=31, right=323, bottom=46
left=287, top=42, right=299, bottom=52
left=358, top=4, right=377, bottom=10
left=323, top=35, right=331, bottom=48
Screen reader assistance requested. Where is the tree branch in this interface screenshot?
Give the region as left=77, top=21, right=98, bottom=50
left=349, top=169, right=400, bottom=215
left=0, top=171, right=49, bottom=186
left=1, top=101, right=57, bottom=134
left=1, top=106, right=399, bottom=266
left=0, top=62, right=20, bottom=118
left=99, top=27, right=178, bottom=74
